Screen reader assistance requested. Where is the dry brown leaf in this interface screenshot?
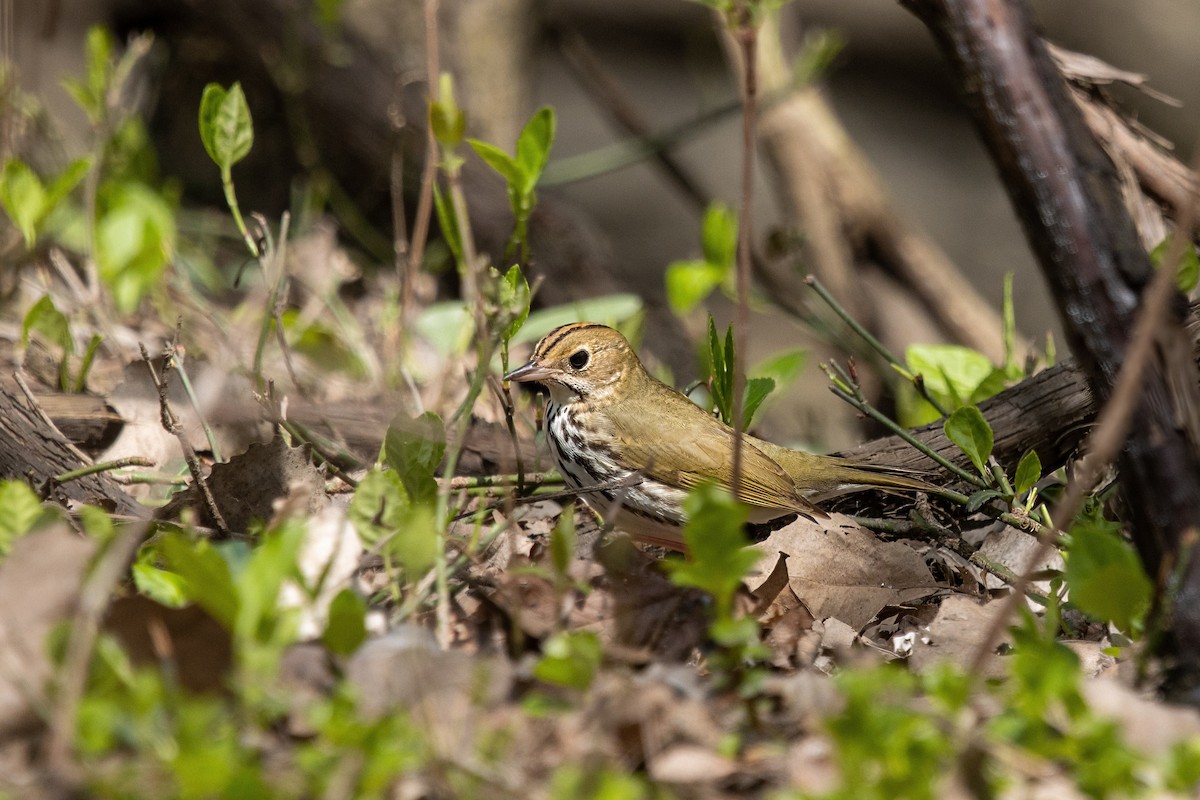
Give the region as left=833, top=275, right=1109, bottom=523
left=908, top=595, right=1011, bottom=678
left=748, top=513, right=939, bottom=630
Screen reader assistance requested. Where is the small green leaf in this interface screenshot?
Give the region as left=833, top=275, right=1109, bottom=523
left=665, top=259, right=725, bottom=315
left=468, top=140, right=521, bottom=186
left=428, top=74, right=465, bottom=148
left=550, top=503, right=575, bottom=579
left=906, top=344, right=997, bottom=407
left=235, top=521, right=306, bottom=643
left=663, top=483, right=757, bottom=618
left=753, top=349, right=807, bottom=392
left=198, top=82, right=254, bottom=170
left=21, top=295, right=73, bottom=355
left=160, top=533, right=239, bottom=630
left=349, top=468, right=410, bottom=543
left=1013, top=449, right=1042, bottom=495
left=132, top=562, right=189, bottom=607
left=499, top=264, right=531, bottom=342
left=44, top=157, right=92, bottom=212
left=1066, top=516, right=1151, bottom=633
left=0, top=160, right=47, bottom=246
left=0, top=480, right=49, bottom=555
left=322, top=588, right=367, bottom=656
left=513, top=294, right=643, bottom=345
left=416, top=301, right=474, bottom=356
left=742, top=376, right=775, bottom=429
left=515, top=107, right=556, bottom=193
left=700, top=203, right=738, bottom=269
left=533, top=631, right=601, bottom=690
left=1151, top=237, right=1200, bottom=295
left=965, top=489, right=1005, bottom=513
left=383, top=411, right=446, bottom=503
left=943, top=406, right=993, bottom=476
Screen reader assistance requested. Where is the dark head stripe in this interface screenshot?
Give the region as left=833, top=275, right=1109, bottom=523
left=535, top=322, right=607, bottom=359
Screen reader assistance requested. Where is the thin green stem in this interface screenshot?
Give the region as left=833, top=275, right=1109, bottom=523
left=55, top=457, right=155, bottom=484
left=221, top=165, right=259, bottom=258
left=829, top=384, right=986, bottom=489
left=806, top=274, right=952, bottom=419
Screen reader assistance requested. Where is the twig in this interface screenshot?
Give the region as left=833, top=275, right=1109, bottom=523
left=406, top=0, right=441, bottom=288
left=139, top=339, right=230, bottom=536
left=727, top=2, right=758, bottom=498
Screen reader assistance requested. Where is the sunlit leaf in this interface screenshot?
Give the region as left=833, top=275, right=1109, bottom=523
left=665, top=259, right=725, bottom=315
left=322, top=588, right=367, bottom=656
left=1014, top=449, right=1042, bottom=495
left=943, top=405, right=993, bottom=476
left=198, top=82, right=254, bottom=170
left=1067, top=514, right=1151, bottom=633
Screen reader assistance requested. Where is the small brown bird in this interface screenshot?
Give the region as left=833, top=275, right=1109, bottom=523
left=505, top=322, right=931, bottom=550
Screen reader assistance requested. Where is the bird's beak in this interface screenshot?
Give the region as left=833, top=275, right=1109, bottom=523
left=504, top=360, right=553, bottom=383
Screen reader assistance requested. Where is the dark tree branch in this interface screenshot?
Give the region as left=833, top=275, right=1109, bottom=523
left=899, top=0, right=1200, bottom=699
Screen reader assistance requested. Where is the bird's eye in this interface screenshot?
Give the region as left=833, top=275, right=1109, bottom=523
left=568, top=349, right=589, bottom=370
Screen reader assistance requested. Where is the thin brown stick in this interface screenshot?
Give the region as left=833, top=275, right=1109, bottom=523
left=405, top=0, right=441, bottom=301
left=139, top=339, right=229, bottom=536
left=728, top=4, right=757, bottom=498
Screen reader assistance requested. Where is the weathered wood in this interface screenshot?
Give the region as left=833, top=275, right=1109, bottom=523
left=900, top=0, right=1200, bottom=699
left=840, top=359, right=1092, bottom=479
left=0, top=386, right=146, bottom=517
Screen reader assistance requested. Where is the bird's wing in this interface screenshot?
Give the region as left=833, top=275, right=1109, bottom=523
left=606, top=395, right=820, bottom=515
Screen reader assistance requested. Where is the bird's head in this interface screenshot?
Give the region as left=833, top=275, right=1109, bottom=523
left=504, top=323, right=642, bottom=405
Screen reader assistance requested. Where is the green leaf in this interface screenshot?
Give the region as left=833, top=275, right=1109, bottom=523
left=383, top=412, right=446, bottom=503
left=235, top=521, right=305, bottom=644
left=349, top=468, right=410, bottom=543
left=322, top=588, right=367, bottom=656
left=700, top=203, right=738, bottom=269
left=515, top=107, right=556, bottom=193
left=550, top=502, right=575, bottom=579
left=1066, top=516, right=1151, bottom=633
left=349, top=468, right=439, bottom=576
left=964, top=489, right=1005, bottom=513
left=498, top=264, right=531, bottom=342
left=906, top=344, right=998, bottom=407
left=132, top=562, right=189, bottom=607
left=428, top=74, right=465, bottom=148
left=665, top=259, right=725, bottom=315
left=416, top=301, right=474, bottom=356
left=44, top=157, right=92, bottom=213
left=943, top=405, right=993, bottom=476
left=533, top=631, right=601, bottom=690
left=198, top=82, right=254, bottom=170
left=21, top=295, right=73, bottom=355
left=1014, top=449, right=1042, bottom=495
left=742, top=376, right=775, bottom=429
left=160, top=533, right=239, bottom=630
left=512, top=294, right=643, bottom=345
left=0, top=480, right=49, bottom=555
left=0, top=160, right=46, bottom=246
left=663, top=483, right=757, bottom=618
left=1151, top=236, right=1200, bottom=294
left=752, top=349, right=807, bottom=392
left=468, top=140, right=521, bottom=186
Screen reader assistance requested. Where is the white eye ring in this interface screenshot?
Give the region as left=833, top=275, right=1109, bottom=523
left=568, top=349, right=589, bottom=370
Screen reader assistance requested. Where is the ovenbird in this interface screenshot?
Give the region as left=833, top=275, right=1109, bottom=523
left=505, top=322, right=930, bottom=550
